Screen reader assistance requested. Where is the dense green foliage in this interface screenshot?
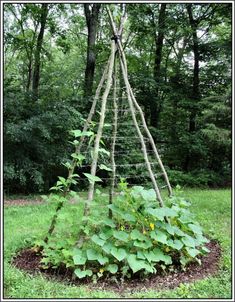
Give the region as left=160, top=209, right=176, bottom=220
left=39, top=185, right=209, bottom=280
left=3, top=3, right=232, bottom=193
left=4, top=189, right=231, bottom=298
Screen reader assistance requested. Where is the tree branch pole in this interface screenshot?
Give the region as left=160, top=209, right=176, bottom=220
left=106, top=6, right=172, bottom=198
left=87, top=40, right=116, bottom=206
left=43, top=55, right=112, bottom=243
left=109, top=56, right=118, bottom=217
left=119, top=57, right=164, bottom=208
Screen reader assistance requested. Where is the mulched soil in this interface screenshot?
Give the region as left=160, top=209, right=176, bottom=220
left=12, top=240, right=221, bottom=294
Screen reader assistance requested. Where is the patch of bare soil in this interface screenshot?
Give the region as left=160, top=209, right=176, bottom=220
left=4, top=199, right=44, bottom=207
left=12, top=240, right=221, bottom=294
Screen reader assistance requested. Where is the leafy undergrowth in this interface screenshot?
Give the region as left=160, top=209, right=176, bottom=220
left=37, top=185, right=209, bottom=282
left=4, top=188, right=232, bottom=299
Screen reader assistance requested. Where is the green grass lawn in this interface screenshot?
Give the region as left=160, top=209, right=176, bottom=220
left=3, top=188, right=232, bottom=299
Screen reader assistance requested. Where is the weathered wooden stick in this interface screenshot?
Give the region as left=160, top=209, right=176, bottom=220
left=107, top=6, right=172, bottom=198
left=119, top=58, right=164, bottom=208
left=87, top=40, right=116, bottom=206
left=109, top=57, right=118, bottom=217
left=43, top=56, right=112, bottom=243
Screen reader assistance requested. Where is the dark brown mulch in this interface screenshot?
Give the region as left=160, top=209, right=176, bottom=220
left=12, top=240, right=221, bottom=294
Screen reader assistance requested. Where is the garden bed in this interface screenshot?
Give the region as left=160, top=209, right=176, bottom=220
left=12, top=239, right=221, bottom=293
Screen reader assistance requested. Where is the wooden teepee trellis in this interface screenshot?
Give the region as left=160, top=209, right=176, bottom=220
left=44, top=7, right=173, bottom=243
left=83, top=7, right=172, bottom=211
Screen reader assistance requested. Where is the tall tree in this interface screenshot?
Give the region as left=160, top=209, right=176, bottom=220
left=83, top=4, right=101, bottom=102
left=32, top=3, right=49, bottom=100
left=150, top=3, right=167, bottom=128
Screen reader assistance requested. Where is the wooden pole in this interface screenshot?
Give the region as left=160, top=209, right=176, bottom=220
left=106, top=6, right=172, bottom=198
left=87, top=40, right=116, bottom=207
left=119, top=58, right=164, bottom=208
left=109, top=56, right=118, bottom=217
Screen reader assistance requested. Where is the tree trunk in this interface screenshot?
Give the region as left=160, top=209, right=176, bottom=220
left=150, top=3, right=167, bottom=128
left=84, top=4, right=101, bottom=104
left=187, top=4, right=200, bottom=132
left=184, top=4, right=200, bottom=171
left=32, top=4, right=49, bottom=100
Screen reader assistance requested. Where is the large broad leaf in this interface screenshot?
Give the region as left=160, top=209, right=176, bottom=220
left=83, top=173, right=102, bottom=183
left=155, top=230, right=168, bottom=244
left=152, top=248, right=172, bottom=264
left=188, top=223, right=202, bottom=235
left=130, top=229, right=147, bottom=241
left=186, top=247, right=200, bottom=258
left=110, top=247, right=127, bottom=261
left=99, top=228, right=113, bottom=240
left=134, top=240, right=153, bottom=249
left=73, top=252, right=87, bottom=265
left=146, top=207, right=177, bottom=220
left=182, top=235, right=196, bottom=248
left=121, top=213, right=136, bottom=222
left=178, top=214, right=194, bottom=224
left=99, top=164, right=112, bottom=172
left=107, top=264, right=118, bottom=274
left=97, top=254, right=109, bottom=265
left=91, top=234, right=105, bottom=246
left=130, top=186, right=144, bottom=198
left=113, top=230, right=129, bottom=242
left=127, top=254, right=154, bottom=273
left=74, top=268, right=92, bottom=278
left=141, top=189, right=156, bottom=201
left=167, top=239, right=183, bottom=250
left=102, top=242, right=114, bottom=254
left=102, top=218, right=116, bottom=228
left=86, top=249, right=98, bottom=261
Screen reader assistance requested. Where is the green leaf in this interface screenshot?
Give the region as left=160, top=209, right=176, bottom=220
left=152, top=248, right=172, bottom=264
left=70, top=130, right=93, bottom=138
left=99, top=228, right=113, bottom=240
left=188, top=223, right=203, bottom=235
left=71, top=153, right=85, bottom=161
left=186, top=247, right=200, bottom=258
left=127, top=254, right=153, bottom=273
left=201, top=246, right=210, bottom=253
left=167, top=239, right=183, bottom=250
left=91, top=234, right=105, bottom=246
left=73, top=253, right=86, bottom=265
left=110, top=247, right=127, bottom=261
left=102, top=218, right=116, bottom=228
left=70, top=129, right=82, bottom=137
left=99, top=164, right=112, bottom=172
left=86, top=249, right=98, bottom=261
left=83, top=173, right=102, bottom=183
left=97, top=255, right=109, bottom=265
left=137, top=250, right=146, bottom=260
left=182, top=235, right=196, bottom=248
left=155, top=230, right=168, bottom=244
left=113, top=230, right=129, bottom=242
left=141, top=189, right=156, bottom=201
left=98, top=148, right=110, bottom=156
left=107, top=264, right=118, bottom=274
left=102, top=242, right=114, bottom=254
left=134, top=240, right=153, bottom=249
left=74, top=268, right=92, bottom=278
left=130, top=229, right=147, bottom=241
left=121, top=213, right=136, bottom=222
left=146, top=207, right=177, bottom=220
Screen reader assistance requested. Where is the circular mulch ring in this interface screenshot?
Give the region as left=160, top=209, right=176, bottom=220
left=11, top=240, right=221, bottom=294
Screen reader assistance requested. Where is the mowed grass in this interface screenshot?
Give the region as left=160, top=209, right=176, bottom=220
left=3, top=188, right=232, bottom=299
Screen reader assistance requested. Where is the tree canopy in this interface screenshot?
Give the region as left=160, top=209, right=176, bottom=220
left=3, top=3, right=232, bottom=193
